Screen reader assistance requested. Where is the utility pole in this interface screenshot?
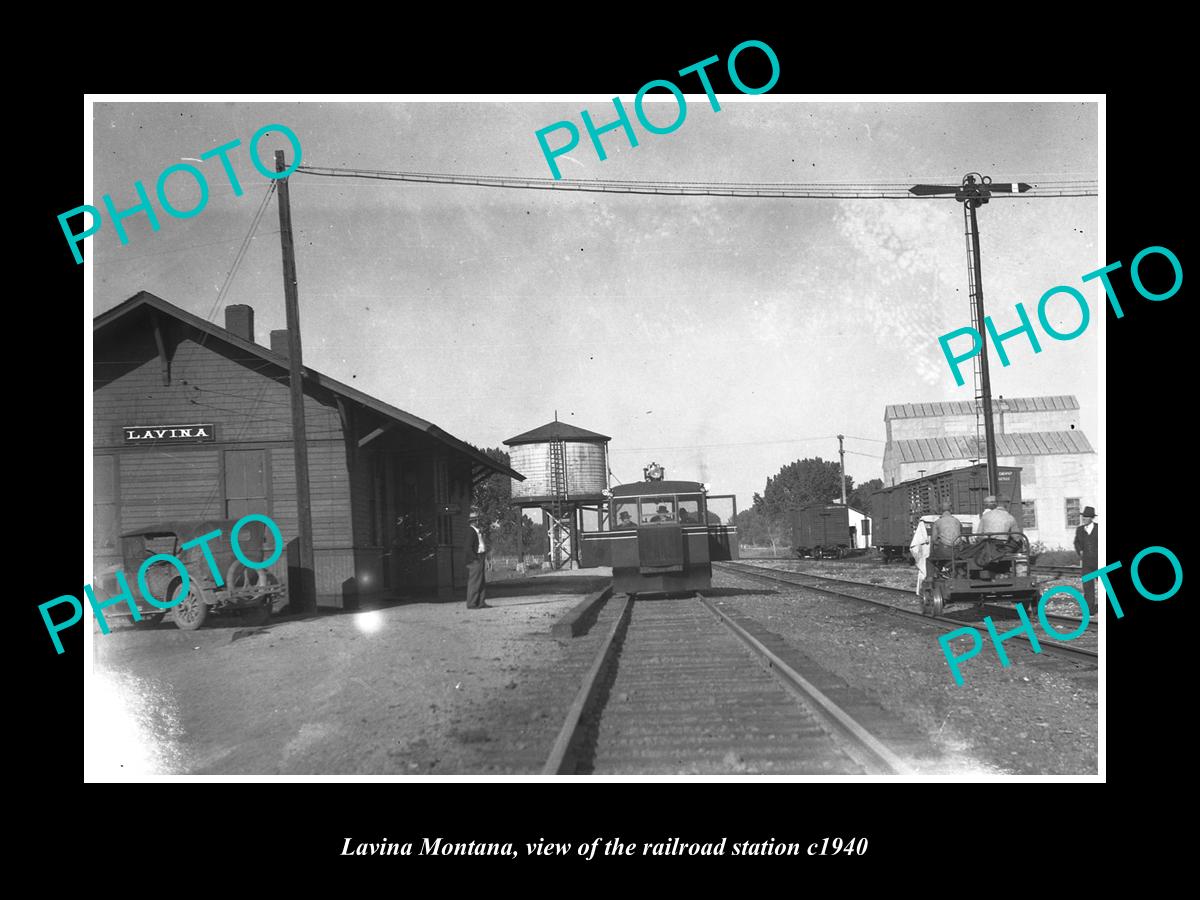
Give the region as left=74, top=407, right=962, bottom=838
left=909, top=174, right=1031, bottom=498
left=964, top=187, right=1000, bottom=497
left=837, top=434, right=847, bottom=504
left=276, top=149, right=316, bottom=613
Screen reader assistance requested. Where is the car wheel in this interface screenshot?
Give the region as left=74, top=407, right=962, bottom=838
left=919, top=587, right=933, bottom=617
left=930, top=582, right=948, bottom=617
left=1022, top=592, right=1040, bottom=620
left=172, top=582, right=208, bottom=631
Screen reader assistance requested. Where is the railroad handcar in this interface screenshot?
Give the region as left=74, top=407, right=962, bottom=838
left=580, top=477, right=738, bottom=595
left=791, top=503, right=867, bottom=558
left=870, top=464, right=1035, bottom=616
left=871, top=463, right=1022, bottom=562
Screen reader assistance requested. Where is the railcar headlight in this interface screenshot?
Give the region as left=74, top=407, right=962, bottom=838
left=1014, top=558, right=1030, bottom=577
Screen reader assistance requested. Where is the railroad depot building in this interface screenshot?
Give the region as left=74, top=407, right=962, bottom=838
left=93, top=292, right=522, bottom=608
left=881, top=395, right=1097, bottom=550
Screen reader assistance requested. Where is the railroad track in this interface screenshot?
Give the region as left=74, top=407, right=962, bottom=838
left=715, top=561, right=1098, bottom=663
left=543, top=593, right=915, bottom=776
left=736, top=560, right=1094, bottom=632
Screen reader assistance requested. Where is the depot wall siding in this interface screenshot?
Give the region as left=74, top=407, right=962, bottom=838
left=94, top=305, right=501, bottom=610
left=94, top=329, right=342, bottom=449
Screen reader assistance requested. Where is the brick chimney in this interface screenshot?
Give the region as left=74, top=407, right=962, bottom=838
left=270, top=329, right=289, bottom=357
left=225, top=305, right=254, bottom=343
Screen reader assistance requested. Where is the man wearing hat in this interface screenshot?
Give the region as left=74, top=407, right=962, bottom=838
left=978, top=495, right=1020, bottom=536
left=465, top=507, right=490, bottom=610
left=1074, top=506, right=1099, bottom=612
left=930, top=500, right=962, bottom=555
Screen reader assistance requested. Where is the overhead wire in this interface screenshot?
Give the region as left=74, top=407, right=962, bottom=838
left=295, top=165, right=1097, bottom=200
left=202, top=180, right=278, bottom=327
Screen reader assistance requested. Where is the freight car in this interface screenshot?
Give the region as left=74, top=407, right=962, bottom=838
left=580, top=472, right=738, bottom=595
left=872, top=464, right=1022, bottom=562
left=791, top=503, right=868, bottom=558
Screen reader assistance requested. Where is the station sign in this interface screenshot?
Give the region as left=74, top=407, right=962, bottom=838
left=123, top=423, right=216, bottom=444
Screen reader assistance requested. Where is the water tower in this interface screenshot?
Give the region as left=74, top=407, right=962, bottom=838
left=504, top=418, right=611, bottom=569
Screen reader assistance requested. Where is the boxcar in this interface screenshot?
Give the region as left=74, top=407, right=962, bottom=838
left=580, top=479, right=738, bottom=595
left=872, top=464, right=1022, bottom=562
left=791, top=503, right=856, bottom=558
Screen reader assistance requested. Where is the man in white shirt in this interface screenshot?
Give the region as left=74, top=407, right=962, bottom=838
left=465, top=507, right=490, bottom=609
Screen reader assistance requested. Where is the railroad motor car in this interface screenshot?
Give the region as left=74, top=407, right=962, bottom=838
left=871, top=464, right=1035, bottom=615
left=580, top=475, right=739, bottom=595
left=920, top=529, right=1037, bottom=617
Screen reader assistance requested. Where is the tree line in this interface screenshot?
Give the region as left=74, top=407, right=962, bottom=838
left=471, top=446, right=543, bottom=556
left=734, top=457, right=883, bottom=553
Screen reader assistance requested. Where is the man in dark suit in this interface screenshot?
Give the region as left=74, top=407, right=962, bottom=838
left=1074, top=505, right=1099, bottom=613
left=465, top=507, right=490, bottom=609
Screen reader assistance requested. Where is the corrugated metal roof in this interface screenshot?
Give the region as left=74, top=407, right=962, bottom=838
left=884, top=395, right=1079, bottom=419
left=94, top=292, right=525, bottom=482
left=504, top=421, right=612, bottom=444
left=888, top=430, right=1094, bottom=462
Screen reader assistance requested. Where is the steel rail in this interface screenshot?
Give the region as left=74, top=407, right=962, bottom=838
left=697, top=593, right=914, bottom=776
left=717, top=561, right=1097, bottom=663
left=542, top=593, right=631, bottom=775
left=742, top=560, right=1092, bottom=631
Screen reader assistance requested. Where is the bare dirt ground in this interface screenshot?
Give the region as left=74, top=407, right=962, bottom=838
left=87, top=573, right=608, bottom=776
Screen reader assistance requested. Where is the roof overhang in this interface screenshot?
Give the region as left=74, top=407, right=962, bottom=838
left=95, top=292, right=524, bottom=483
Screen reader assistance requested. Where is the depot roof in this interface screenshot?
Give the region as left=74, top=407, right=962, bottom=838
left=94, top=291, right=523, bottom=484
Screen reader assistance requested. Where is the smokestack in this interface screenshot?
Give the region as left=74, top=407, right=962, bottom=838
left=225, top=304, right=254, bottom=343
left=270, top=329, right=289, bottom=357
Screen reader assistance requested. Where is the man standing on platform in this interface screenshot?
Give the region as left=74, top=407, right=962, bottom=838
left=1074, top=505, right=1099, bottom=613
left=465, top=507, right=490, bottom=610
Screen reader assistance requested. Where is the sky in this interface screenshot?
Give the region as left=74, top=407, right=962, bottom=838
left=90, top=99, right=1099, bottom=509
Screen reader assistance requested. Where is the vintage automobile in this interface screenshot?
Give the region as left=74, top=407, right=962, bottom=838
left=92, top=519, right=287, bottom=631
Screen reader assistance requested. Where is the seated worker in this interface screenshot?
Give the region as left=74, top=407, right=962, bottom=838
left=615, top=510, right=636, bottom=529
left=978, top=494, right=1021, bottom=537
left=677, top=508, right=694, bottom=523
left=929, top=500, right=961, bottom=558
left=969, top=495, right=1023, bottom=572
left=650, top=504, right=674, bottom=522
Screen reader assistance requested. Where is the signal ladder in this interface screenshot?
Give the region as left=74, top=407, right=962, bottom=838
left=963, top=202, right=987, bottom=465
